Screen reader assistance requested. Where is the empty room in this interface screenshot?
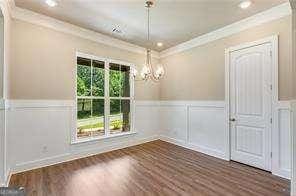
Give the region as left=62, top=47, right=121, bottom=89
left=0, top=0, right=296, bottom=195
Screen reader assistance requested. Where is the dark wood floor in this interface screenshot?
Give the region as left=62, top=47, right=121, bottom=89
left=9, top=140, right=290, bottom=196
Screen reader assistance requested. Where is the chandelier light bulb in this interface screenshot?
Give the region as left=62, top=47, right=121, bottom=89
left=141, top=65, right=150, bottom=80
left=155, top=66, right=164, bottom=79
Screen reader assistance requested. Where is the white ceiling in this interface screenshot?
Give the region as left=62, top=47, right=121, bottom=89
left=14, top=0, right=288, bottom=51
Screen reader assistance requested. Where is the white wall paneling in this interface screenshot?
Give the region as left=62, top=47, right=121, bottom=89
left=291, top=100, right=296, bottom=195
left=159, top=101, right=229, bottom=160
left=0, top=99, right=5, bottom=186
left=4, top=99, right=292, bottom=183
left=6, top=100, right=160, bottom=174
left=272, top=101, right=292, bottom=179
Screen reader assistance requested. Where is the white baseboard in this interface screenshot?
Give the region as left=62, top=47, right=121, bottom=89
left=0, top=167, right=11, bottom=187
left=159, top=135, right=229, bottom=161
left=272, top=169, right=291, bottom=180
left=11, top=135, right=159, bottom=174
left=5, top=168, right=11, bottom=187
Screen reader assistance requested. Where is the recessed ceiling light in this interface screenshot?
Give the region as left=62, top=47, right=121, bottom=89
left=239, top=0, right=252, bottom=9
left=157, top=42, right=163, bottom=47
left=45, top=0, right=57, bottom=7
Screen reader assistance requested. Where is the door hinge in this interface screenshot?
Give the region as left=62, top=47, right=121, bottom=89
left=270, top=85, right=272, bottom=90
left=270, top=152, right=272, bottom=158
left=270, top=118, right=273, bottom=124
left=270, top=50, right=272, bottom=57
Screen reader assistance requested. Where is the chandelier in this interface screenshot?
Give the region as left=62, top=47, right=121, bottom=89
left=135, top=0, right=165, bottom=82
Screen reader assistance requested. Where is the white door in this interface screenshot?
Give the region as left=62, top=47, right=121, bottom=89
left=229, top=42, right=272, bottom=171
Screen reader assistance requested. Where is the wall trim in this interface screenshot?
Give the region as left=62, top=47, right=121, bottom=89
left=2, top=167, right=11, bottom=187
left=0, top=0, right=12, bottom=99
left=9, top=1, right=292, bottom=59
left=6, top=99, right=75, bottom=109
left=224, top=36, right=293, bottom=179
left=225, top=35, right=279, bottom=173
left=159, top=135, right=228, bottom=161
left=6, top=100, right=162, bottom=108
left=273, top=101, right=292, bottom=180
left=135, top=100, right=161, bottom=106
left=135, top=100, right=225, bottom=108
left=9, top=1, right=160, bottom=59
left=0, top=98, right=5, bottom=110
left=158, top=100, right=225, bottom=108
left=4, top=99, right=292, bottom=185
left=291, top=100, right=296, bottom=196
left=160, top=2, right=291, bottom=57
left=11, top=135, right=159, bottom=175
left=0, top=98, right=6, bottom=187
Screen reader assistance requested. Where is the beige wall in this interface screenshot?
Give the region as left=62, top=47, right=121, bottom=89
left=10, top=19, right=160, bottom=100
left=10, top=16, right=293, bottom=101
left=160, top=16, right=292, bottom=101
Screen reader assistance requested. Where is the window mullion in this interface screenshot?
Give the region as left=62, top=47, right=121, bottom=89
left=105, top=60, right=110, bottom=136
left=90, top=59, right=93, bottom=138
left=130, top=65, right=135, bottom=133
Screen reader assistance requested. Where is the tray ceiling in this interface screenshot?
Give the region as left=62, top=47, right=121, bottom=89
left=14, top=0, right=288, bottom=51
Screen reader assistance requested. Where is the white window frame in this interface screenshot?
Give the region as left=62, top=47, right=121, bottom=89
left=72, top=52, right=136, bottom=144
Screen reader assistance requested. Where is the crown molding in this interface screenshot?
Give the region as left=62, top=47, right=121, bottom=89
left=7, top=1, right=292, bottom=59
left=9, top=1, right=160, bottom=59
left=160, top=2, right=292, bottom=58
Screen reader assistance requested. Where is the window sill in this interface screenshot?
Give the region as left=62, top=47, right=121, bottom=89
left=71, top=131, right=137, bottom=145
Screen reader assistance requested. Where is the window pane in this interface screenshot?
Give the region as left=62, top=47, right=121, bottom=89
left=92, top=60, right=105, bottom=97
left=91, top=99, right=105, bottom=137
left=77, top=99, right=92, bottom=138
left=77, top=58, right=91, bottom=96
left=109, top=63, right=130, bottom=97
left=109, top=63, right=122, bottom=97
left=121, top=65, right=130, bottom=97
left=109, top=99, right=130, bottom=134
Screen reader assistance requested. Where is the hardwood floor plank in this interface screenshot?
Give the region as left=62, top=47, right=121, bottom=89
left=9, top=140, right=290, bottom=196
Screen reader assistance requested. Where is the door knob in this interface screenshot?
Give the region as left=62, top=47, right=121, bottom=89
left=230, top=118, right=236, bottom=122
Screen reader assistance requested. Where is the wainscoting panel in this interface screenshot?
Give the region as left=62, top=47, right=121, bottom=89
left=291, top=100, right=296, bottom=195
left=272, top=101, right=292, bottom=179
left=159, top=105, right=188, bottom=142
left=159, top=101, right=228, bottom=160
left=134, top=101, right=160, bottom=136
left=0, top=99, right=5, bottom=186
left=6, top=100, right=160, bottom=174
left=188, top=106, right=228, bottom=159
left=3, top=99, right=292, bottom=181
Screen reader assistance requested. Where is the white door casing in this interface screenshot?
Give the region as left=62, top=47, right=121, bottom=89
left=227, top=39, right=275, bottom=171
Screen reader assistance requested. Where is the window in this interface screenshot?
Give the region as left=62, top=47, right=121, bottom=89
left=76, top=53, right=134, bottom=141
